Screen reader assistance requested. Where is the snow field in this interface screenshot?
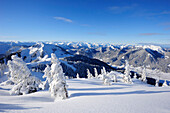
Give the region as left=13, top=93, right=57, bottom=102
left=0, top=78, right=170, bottom=113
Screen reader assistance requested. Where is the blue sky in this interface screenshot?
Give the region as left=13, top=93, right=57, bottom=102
left=0, top=0, right=170, bottom=44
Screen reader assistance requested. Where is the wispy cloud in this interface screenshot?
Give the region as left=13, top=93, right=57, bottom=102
left=148, top=11, right=170, bottom=16
left=139, top=33, right=165, bottom=36
left=109, top=4, right=137, bottom=14
left=54, top=17, right=73, bottom=23
left=137, top=11, right=170, bottom=18
left=88, top=32, right=106, bottom=36
left=129, top=8, right=170, bottom=20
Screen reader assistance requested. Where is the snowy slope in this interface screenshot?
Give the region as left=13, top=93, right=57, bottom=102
left=1, top=41, right=169, bottom=70
left=20, top=43, right=72, bottom=63
left=53, top=41, right=170, bottom=73
left=0, top=78, right=170, bottom=113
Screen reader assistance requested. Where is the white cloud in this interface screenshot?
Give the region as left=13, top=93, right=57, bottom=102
left=139, top=33, right=165, bottom=36
left=54, top=17, right=73, bottom=23
left=148, top=11, right=170, bottom=16
left=109, top=4, right=137, bottom=13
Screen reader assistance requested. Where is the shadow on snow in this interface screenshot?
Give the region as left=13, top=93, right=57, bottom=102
left=0, top=87, right=10, bottom=91
left=68, top=87, right=126, bottom=91
left=70, top=90, right=170, bottom=98
left=0, top=103, right=41, bottom=112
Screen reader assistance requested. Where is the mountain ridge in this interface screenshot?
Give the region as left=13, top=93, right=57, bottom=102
left=0, top=41, right=170, bottom=73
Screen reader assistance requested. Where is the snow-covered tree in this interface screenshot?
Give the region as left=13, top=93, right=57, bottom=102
left=107, top=71, right=117, bottom=82
left=102, top=67, right=107, bottom=75
left=43, top=65, right=51, bottom=80
left=7, top=55, right=31, bottom=84
left=101, top=68, right=104, bottom=75
left=103, top=71, right=118, bottom=85
left=49, top=53, right=68, bottom=100
left=100, top=67, right=107, bottom=75
left=103, top=75, right=111, bottom=85
left=42, top=65, right=51, bottom=90
left=141, top=66, right=147, bottom=82
left=76, top=73, right=80, bottom=79
left=7, top=55, right=40, bottom=95
left=94, top=68, right=98, bottom=78
left=65, top=76, right=69, bottom=79
left=87, top=69, right=93, bottom=79
left=10, top=76, right=40, bottom=95
left=113, top=74, right=117, bottom=82
left=124, top=60, right=130, bottom=76
left=122, top=60, right=132, bottom=84
left=98, top=67, right=107, bottom=80
left=133, top=73, right=137, bottom=79
left=155, top=79, right=159, bottom=87
left=162, top=80, right=168, bottom=87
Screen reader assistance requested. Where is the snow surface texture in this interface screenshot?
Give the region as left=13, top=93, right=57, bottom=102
left=0, top=78, right=170, bottom=113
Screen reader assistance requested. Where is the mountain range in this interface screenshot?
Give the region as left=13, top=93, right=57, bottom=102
left=0, top=41, right=170, bottom=79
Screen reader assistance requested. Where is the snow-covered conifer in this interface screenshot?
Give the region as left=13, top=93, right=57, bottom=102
left=141, top=66, right=147, bottom=82
left=113, top=74, right=117, bottom=82
left=103, top=75, right=111, bottom=85
left=107, top=71, right=117, bottom=82
left=87, top=69, right=93, bottom=79
left=94, top=68, right=98, bottom=78
left=102, top=67, right=107, bottom=75
left=76, top=73, right=80, bottom=79
left=7, top=55, right=31, bottom=84
left=134, top=73, right=137, bottom=79
left=102, top=71, right=115, bottom=85
left=162, top=80, right=168, bottom=87
left=98, top=67, right=107, bottom=80
left=100, top=67, right=107, bottom=75
left=101, top=68, right=104, bottom=75
left=65, top=76, right=69, bottom=79
left=49, top=53, right=68, bottom=100
left=10, top=76, right=40, bottom=95
left=122, top=60, right=132, bottom=84
left=124, top=60, right=130, bottom=76
left=7, top=55, right=40, bottom=95
left=155, top=79, right=159, bottom=87
left=42, top=65, right=51, bottom=90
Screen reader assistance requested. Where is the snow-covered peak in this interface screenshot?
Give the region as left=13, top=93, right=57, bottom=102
left=19, top=43, right=71, bottom=63
left=143, top=45, right=164, bottom=53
